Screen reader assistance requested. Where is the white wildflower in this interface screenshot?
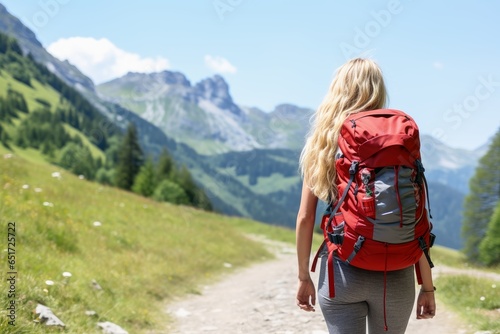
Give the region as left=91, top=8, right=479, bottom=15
left=51, top=172, right=61, bottom=179
left=3, top=153, right=13, bottom=159
left=45, top=280, right=54, bottom=286
left=62, top=272, right=72, bottom=278
left=34, top=188, right=42, bottom=193
left=223, top=263, right=233, bottom=268
left=480, top=296, right=486, bottom=301
left=85, top=310, right=97, bottom=316
left=22, top=184, right=29, bottom=189
left=78, top=175, right=85, bottom=180
left=93, top=221, right=102, bottom=227
left=43, top=202, right=54, bottom=207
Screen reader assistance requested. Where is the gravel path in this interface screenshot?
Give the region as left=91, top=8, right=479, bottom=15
left=160, top=238, right=495, bottom=334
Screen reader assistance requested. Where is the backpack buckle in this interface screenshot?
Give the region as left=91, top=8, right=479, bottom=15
left=327, top=222, right=344, bottom=245
left=429, top=233, right=436, bottom=247
left=353, top=236, right=365, bottom=252
left=349, top=161, right=359, bottom=175
left=346, top=235, right=365, bottom=264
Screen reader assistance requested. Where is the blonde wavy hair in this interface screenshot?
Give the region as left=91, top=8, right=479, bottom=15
left=299, top=58, right=387, bottom=202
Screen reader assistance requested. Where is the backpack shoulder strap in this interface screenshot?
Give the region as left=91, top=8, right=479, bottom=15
left=330, top=160, right=358, bottom=218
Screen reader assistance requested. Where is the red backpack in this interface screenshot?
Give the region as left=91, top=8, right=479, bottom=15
left=311, top=109, right=435, bottom=299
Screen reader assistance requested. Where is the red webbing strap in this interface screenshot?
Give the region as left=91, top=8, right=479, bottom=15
left=327, top=247, right=336, bottom=298
left=311, top=240, right=326, bottom=272
left=310, top=239, right=337, bottom=298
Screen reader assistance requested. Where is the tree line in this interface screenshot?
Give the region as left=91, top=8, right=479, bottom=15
left=111, top=124, right=212, bottom=210
left=462, top=128, right=500, bottom=266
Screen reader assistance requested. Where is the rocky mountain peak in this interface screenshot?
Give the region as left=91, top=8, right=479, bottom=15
left=194, top=75, right=242, bottom=116
left=157, top=70, right=191, bottom=87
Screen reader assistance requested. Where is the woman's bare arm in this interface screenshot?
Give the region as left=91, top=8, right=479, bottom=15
left=296, top=183, right=318, bottom=311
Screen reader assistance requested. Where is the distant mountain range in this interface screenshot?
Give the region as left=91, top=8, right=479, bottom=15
left=0, top=2, right=486, bottom=249
left=96, top=69, right=484, bottom=195
left=97, top=71, right=311, bottom=154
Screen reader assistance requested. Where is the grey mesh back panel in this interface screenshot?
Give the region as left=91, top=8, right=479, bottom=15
left=369, top=166, right=417, bottom=243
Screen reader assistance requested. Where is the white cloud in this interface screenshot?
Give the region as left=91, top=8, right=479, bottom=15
left=47, top=37, right=170, bottom=84
left=433, top=61, right=444, bottom=70
left=204, top=55, right=237, bottom=74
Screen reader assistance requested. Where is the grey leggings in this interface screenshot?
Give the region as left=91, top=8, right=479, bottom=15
left=318, top=255, right=415, bottom=334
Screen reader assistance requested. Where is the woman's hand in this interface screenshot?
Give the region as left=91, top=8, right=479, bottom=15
left=416, top=290, right=436, bottom=319
left=296, top=277, right=316, bottom=312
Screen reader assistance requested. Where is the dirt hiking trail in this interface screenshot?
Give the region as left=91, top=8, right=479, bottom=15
left=159, top=237, right=496, bottom=334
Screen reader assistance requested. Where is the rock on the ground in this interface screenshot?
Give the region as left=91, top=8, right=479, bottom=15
left=34, top=304, right=65, bottom=327
left=97, top=321, right=128, bottom=334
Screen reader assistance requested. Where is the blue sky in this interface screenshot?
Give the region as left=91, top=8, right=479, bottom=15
left=1, top=0, right=499, bottom=150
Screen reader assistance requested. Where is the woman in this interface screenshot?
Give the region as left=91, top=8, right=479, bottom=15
left=295, top=58, right=436, bottom=334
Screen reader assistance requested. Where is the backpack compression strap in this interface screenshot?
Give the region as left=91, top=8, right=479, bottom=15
left=311, top=160, right=359, bottom=298
left=416, top=159, right=433, bottom=219
left=330, top=160, right=359, bottom=218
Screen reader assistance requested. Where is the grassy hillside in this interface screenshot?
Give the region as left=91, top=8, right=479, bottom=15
left=0, top=32, right=212, bottom=212
left=0, top=144, right=298, bottom=333
left=0, top=71, right=105, bottom=161
left=0, top=35, right=119, bottom=181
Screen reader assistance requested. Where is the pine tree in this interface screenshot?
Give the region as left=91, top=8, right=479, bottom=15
left=132, top=157, right=157, bottom=197
left=479, top=202, right=500, bottom=266
left=462, top=128, right=500, bottom=262
left=7, top=89, right=29, bottom=113
left=176, top=166, right=198, bottom=204
left=104, top=136, right=121, bottom=168
left=114, top=123, right=144, bottom=190
left=0, top=123, right=10, bottom=147
left=175, top=165, right=212, bottom=211
left=156, top=148, right=174, bottom=181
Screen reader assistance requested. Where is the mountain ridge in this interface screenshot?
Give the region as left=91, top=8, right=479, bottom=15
left=97, top=70, right=483, bottom=176
left=0, top=3, right=95, bottom=92
left=98, top=71, right=312, bottom=154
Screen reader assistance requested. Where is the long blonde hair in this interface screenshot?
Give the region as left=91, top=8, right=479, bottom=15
left=299, top=58, right=387, bottom=202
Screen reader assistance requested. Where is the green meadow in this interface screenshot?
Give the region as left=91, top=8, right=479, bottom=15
left=432, top=246, right=500, bottom=333
left=0, top=144, right=298, bottom=333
